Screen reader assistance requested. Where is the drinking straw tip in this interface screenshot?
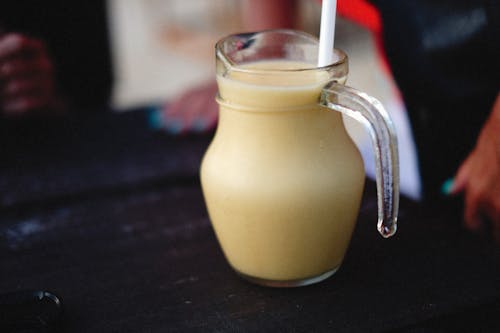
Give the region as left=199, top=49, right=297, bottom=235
left=318, top=0, right=337, bottom=67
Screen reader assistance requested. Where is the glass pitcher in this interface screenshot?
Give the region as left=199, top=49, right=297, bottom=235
left=201, top=30, right=399, bottom=287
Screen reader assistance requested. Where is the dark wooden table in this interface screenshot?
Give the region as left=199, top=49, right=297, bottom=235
left=1, top=110, right=499, bottom=332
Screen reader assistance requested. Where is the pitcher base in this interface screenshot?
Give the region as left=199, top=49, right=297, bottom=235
left=236, top=267, right=339, bottom=288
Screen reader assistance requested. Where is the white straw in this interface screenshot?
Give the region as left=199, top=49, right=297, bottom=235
left=318, top=0, right=337, bottom=67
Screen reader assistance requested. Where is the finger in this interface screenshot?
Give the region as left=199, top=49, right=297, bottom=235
left=0, top=57, right=52, bottom=80
left=164, top=81, right=219, bottom=134
left=3, top=95, right=50, bottom=114
left=484, top=195, right=500, bottom=230
left=463, top=187, right=483, bottom=231
left=167, top=89, right=218, bottom=134
left=183, top=88, right=215, bottom=133
left=1, top=75, right=52, bottom=98
left=181, top=83, right=218, bottom=133
left=163, top=101, right=185, bottom=135
left=450, top=156, right=472, bottom=195
left=200, top=105, right=219, bottom=131
left=0, top=33, right=45, bottom=60
left=485, top=191, right=500, bottom=243
left=193, top=85, right=219, bottom=132
left=164, top=89, right=203, bottom=134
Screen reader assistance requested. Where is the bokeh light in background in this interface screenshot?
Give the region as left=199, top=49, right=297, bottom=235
left=107, top=0, right=420, bottom=199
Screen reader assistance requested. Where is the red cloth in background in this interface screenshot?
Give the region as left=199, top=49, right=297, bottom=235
left=337, top=0, right=381, bottom=35
left=337, top=0, right=389, bottom=71
left=317, top=0, right=390, bottom=71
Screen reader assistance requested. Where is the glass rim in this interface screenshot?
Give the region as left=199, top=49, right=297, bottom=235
left=215, top=29, right=348, bottom=74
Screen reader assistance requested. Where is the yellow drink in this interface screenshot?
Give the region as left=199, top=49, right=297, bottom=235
left=201, top=60, right=365, bottom=283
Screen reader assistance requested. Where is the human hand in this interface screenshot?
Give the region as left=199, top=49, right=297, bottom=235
left=241, top=0, right=297, bottom=31
left=162, top=81, right=218, bottom=134
left=0, top=33, right=59, bottom=116
left=450, top=93, right=500, bottom=242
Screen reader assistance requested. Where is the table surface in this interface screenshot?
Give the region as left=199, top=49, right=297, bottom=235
left=1, top=110, right=499, bottom=332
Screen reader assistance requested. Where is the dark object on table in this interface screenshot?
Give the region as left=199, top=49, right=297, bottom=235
left=0, top=290, right=62, bottom=332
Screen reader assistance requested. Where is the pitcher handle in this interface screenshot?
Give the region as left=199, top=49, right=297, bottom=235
left=320, top=81, right=399, bottom=238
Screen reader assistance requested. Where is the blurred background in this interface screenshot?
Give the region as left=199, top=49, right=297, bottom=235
left=107, top=0, right=420, bottom=199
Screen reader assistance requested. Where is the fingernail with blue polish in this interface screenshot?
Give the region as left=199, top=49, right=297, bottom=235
left=192, top=118, right=207, bottom=133
left=441, top=178, right=454, bottom=196
left=166, top=119, right=183, bottom=135
left=146, top=106, right=164, bottom=130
